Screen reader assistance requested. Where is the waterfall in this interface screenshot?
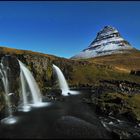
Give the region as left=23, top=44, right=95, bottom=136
left=0, top=64, right=12, bottom=116
left=53, top=64, right=79, bottom=96
left=0, top=63, right=17, bottom=125
left=18, top=60, right=48, bottom=107
left=18, top=69, right=31, bottom=112
left=0, top=55, right=50, bottom=124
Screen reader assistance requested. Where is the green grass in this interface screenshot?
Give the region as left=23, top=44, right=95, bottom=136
left=68, top=63, right=140, bottom=86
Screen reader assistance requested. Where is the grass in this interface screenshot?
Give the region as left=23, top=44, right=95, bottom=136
left=88, top=49, right=140, bottom=72
left=127, top=94, right=140, bottom=121
left=68, top=63, right=140, bottom=86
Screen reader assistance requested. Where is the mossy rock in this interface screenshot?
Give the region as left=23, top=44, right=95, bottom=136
left=89, top=92, right=140, bottom=122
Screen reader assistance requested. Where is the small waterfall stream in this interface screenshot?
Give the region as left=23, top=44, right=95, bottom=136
left=53, top=64, right=79, bottom=96
left=18, top=68, right=31, bottom=112
left=0, top=63, right=17, bottom=125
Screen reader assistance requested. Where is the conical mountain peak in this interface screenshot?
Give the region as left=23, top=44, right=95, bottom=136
left=72, top=26, right=133, bottom=59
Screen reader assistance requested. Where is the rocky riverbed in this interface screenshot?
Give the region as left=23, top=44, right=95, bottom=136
left=0, top=90, right=140, bottom=139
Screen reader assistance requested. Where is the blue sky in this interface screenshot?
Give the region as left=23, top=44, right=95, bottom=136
left=0, top=1, right=140, bottom=58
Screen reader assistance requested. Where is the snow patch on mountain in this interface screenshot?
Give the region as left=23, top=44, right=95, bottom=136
left=71, top=26, right=133, bottom=59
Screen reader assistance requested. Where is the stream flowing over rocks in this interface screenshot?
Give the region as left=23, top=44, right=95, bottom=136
left=0, top=90, right=140, bottom=139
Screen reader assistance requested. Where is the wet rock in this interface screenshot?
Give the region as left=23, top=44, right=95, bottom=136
left=123, top=111, right=138, bottom=122
left=67, top=92, right=71, bottom=96
left=1, top=55, right=20, bottom=78
left=0, top=55, right=20, bottom=110
left=99, top=80, right=140, bottom=94
left=53, top=116, right=111, bottom=139
left=0, top=55, right=20, bottom=93
left=45, top=89, right=65, bottom=101
left=130, top=70, right=140, bottom=76
left=48, top=89, right=62, bottom=96
left=85, top=92, right=140, bottom=123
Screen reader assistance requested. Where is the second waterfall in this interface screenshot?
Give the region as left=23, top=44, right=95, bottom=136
left=53, top=64, right=79, bottom=96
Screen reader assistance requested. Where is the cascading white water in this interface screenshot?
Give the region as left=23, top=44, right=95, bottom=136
left=0, top=63, right=17, bottom=125
left=19, top=61, right=42, bottom=104
left=53, top=64, right=79, bottom=96
left=53, top=64, right=69, bottom=96
left=18, top=60, right=48, bottom=107
left=18, top=69, right=31, bottom=112
left=0, top=64, right=12, bottom=116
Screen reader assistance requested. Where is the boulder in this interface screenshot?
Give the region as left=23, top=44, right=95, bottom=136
left=53, top=116, right=111, bottom=139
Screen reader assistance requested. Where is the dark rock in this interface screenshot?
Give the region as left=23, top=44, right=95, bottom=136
left=67, top=92, right=71, bottom=96
left=123, top=111, right=137, bottom=122
left=53, top=116, right=111, bottom=139
left=130, top=70, right=140, bottom=76
left=99, top=80, right=140, bottom=94
left=48, top=89, right=62, bottom=97
left=1, top=55, right=20, bottom=78
left=0, top=55, right=20, bottom=109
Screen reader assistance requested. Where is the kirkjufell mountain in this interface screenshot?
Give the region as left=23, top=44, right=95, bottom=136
left=71, top=26, right=134, bottom=59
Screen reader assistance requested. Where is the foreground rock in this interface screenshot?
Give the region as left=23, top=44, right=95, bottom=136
left=0, top=91, right=116, bottom=139
left=84, top=92, right=140, bottom=123
left=53, top=115, right=112, bottom=139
